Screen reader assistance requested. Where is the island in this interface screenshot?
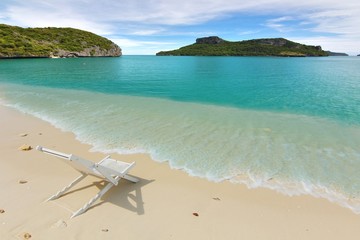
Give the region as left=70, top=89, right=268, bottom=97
left=0, top=24, right=121, bottom=58
left=156, top=36, right=329, bottom=57
left=326, top=51, right=349, bottom=56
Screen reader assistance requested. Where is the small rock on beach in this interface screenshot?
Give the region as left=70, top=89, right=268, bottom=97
left=19, top=133, right=28, bottom=137
left=19, top=180, right=28, bottom=184
left=0, top=209, right=5, bottom=213
left=23, top=233, right=31, bottom=239
left=19, top=145, right=32, bottom=151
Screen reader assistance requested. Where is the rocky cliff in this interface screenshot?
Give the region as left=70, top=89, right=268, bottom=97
left=0, top=24, right=121, bottom=58
left=196, top=36, right=224, bottom=44
left=53, top=44, right=121, bottom=58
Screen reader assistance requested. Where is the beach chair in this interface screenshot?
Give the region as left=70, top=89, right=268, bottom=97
left=36, top=146, right=139, bottom=218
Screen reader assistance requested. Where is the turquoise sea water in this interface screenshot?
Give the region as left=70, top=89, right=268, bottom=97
left=1, top=56, right=360, bottom=212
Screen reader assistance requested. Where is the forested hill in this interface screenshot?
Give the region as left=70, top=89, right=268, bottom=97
left=0, top=24, right=121, bottom=58
left=156, top=36, right=329, bottom=57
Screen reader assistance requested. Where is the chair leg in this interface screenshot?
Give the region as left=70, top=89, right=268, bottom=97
left=71, top=177, right=120, bottom=218
left=47, top=174, right=87, bottom=201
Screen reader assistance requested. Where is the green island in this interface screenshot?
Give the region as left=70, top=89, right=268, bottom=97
left=156, top=36, right=329, bottom=57
left=0, top=24, right=121, bottom=58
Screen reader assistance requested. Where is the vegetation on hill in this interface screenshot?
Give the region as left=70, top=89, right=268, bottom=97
left=156, top=36, right=329, bottom=57
left=0, top=24, right=121, bottom=58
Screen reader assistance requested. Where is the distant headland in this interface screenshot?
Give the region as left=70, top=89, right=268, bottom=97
left=326, top=51, right=348, bottom=56
left=156, top=36, right=330, bottom=57
left=0, top=24, right=121, bottom=58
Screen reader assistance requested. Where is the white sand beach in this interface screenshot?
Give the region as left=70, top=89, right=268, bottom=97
left=1, top=105, right=360, bottom=240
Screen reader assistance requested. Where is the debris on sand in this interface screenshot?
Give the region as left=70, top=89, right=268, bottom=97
left=23, top=232, right=31, bottom=239
left=19, top=145, right=32, bottom=151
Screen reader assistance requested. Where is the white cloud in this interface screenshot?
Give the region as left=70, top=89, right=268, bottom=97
left=3, top=1, right=114, bottom=35
left=111, top=38, right=179, bottom=55
left=265, top=16, right=295, bottom=32
left=129, top=29, right=165, bottom=36
left=3, top=0, right=358, bottom=27
left=292, top=36, right=359, bottom=55
left=306, top=9, right=360, bottom=36
left=112, top=38, right=173, bottom=48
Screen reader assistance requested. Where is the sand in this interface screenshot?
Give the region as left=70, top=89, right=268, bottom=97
left=1, top=104, right=360, bottom=240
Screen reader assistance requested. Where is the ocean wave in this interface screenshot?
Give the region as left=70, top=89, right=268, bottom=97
left=1, top=83, right=360, bottom=213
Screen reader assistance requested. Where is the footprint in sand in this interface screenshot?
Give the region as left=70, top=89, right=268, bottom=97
left=52, top=219, right=67, bottom=228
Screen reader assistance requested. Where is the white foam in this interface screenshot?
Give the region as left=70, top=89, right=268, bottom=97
left=1, top=83, right=360, bottom=213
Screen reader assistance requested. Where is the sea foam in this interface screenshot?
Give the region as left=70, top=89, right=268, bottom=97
left=1, top=83, right=360, bottom=213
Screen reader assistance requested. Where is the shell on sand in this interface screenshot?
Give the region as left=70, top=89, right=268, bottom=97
left=23, top=232, right=31, bottom=239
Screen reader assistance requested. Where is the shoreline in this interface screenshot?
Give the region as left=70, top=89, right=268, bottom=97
left=2, top=86, right=360, bottom=214
left=1, top=104, right=360, bottom=239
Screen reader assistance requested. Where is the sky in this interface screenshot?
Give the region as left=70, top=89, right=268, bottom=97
left=0, top=0, right=359, bottom=55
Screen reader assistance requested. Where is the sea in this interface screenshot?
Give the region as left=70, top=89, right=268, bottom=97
left=0, top=56, right=359, bottom=213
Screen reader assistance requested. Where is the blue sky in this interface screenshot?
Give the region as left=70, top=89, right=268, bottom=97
left=1, top=0, right=359, bottom=55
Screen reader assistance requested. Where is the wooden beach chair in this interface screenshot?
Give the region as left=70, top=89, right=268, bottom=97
left=36, top=146, right=139, bottom=218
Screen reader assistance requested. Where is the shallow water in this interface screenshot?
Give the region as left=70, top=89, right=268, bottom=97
left=0, top=56, right=359, bottom=212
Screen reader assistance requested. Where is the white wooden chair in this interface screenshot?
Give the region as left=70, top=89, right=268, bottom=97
left=36, top=146, right=139, bottom=218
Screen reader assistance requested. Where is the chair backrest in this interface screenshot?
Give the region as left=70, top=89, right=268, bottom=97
left=99, top=157, right=136, bottom=176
